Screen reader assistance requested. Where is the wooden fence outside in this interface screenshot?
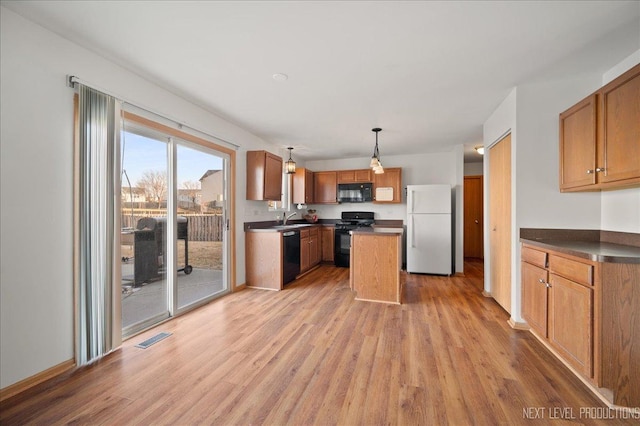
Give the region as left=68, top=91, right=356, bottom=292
left=121, top=214, right=224, bottom=242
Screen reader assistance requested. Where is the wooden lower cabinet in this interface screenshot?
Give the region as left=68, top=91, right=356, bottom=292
left=521, top=244, right=595, bottom=381
left=521, top=261, right=548, bottom=337
left=300, top=231, right=310, bottom=272
left=310, top=228, right=320, bottom=266
left=320, top=226, right=334, bottom=262
left=600, top=262, right=640, bottom=407
left=548, top=273, right=593, bottom=378
left=522, top=242, right=640, bottom=407
left=300, top=227, right=321, bottom=274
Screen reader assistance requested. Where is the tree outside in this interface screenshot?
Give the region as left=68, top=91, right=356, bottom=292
left=181, top=180, right=201, bottom=211
left=137, top=170, right=167, bottom=208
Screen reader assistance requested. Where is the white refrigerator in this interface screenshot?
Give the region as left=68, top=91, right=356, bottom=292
left=406, top=184, right=452, bottom=275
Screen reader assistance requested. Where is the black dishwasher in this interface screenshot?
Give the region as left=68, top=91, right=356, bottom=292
left=283, top=230, right=301, bottom=285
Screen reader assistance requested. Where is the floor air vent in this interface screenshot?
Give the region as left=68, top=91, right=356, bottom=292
left=135, top=332, right=172, bottom=349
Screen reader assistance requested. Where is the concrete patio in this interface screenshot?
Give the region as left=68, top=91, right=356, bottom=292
left=121, top=261, right=225, bottom=328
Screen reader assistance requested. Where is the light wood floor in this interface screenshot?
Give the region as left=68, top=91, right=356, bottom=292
left=1, top=261, right=632, bottom=425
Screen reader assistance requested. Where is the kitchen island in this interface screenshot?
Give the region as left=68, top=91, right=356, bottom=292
left=349, top=227, right=404, bottom=304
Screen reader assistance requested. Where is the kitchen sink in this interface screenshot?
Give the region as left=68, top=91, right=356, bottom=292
left=271, top=224, right=312, bottom=230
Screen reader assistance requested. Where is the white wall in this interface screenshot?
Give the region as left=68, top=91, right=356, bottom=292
left=305, top=148, right=465, bottom=274
left=464, top=162, right=484, bottom=176
left=483, top=59, right=640, bottom=325
left=600, top=50, right=640, bottom=233
left=0, top=8, right=278, bottom=388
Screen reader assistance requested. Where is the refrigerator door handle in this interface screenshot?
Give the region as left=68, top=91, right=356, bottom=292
left=409, top=216, right=415, bottom=248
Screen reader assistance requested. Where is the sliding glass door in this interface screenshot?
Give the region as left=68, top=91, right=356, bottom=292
left=176, top=143, right=228, bottom=310
left=120, top=117, right=229, bottom=337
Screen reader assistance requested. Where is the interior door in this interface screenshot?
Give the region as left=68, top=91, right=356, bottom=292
left=489, top=134, right=512, bottom=313
left=464, top=175, right=483, bottom=258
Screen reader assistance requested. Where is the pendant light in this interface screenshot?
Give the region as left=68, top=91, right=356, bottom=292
left=370, top=128, right=384, bottom=174
left=284, top=147, right=296, bottom=174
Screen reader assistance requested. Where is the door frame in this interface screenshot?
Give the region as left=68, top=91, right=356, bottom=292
left=121, top=111, right=236, bottom=337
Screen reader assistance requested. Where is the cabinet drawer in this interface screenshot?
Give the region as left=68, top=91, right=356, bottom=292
left=309, top=227, right=319, bottom=238
left=548, top=254, right=593, bottom=286
left=522, top=246, right=548, bottom=268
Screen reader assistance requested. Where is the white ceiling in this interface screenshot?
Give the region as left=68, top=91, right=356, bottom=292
left=3, top=1, right=639, bottom=162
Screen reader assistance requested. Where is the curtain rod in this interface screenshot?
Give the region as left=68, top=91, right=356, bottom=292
left=67, top=75, right=240, bottom=150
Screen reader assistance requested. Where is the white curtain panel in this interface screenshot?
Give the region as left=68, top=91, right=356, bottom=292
left=76, top=84, right=121, bottom=365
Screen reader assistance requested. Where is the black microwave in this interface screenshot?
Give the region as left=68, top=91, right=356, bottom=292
left=337, top=183, right=373, bottom=203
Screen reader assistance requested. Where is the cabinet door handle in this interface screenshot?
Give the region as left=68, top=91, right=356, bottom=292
left=538, top=278, right=546, bottom=284
left=586, top=169, right=594, bottom=174
left=474, top=219, right=479, bottom=224
left=596, top=167, right=606, bottom=173
left=546, top=283, right=552, bottom=288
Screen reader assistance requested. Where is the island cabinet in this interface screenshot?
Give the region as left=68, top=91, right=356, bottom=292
left=373, top=167, right=402, bottom=203
left=337, top=169, right=372, bottom=183
left=320, top=226, right=335, bottom=262
left=292, top=167, right=314, bottom=204
left=300, top=227, right=321, bottom=273
left=313, top=171, right=338, bottom=204
left=521, top=244, right=596, bottom=380
left=246, top=150, right=283, bottom=201
left=559, top=63, right=640, bottom=192
left=350, top=228, right=403, bottom=304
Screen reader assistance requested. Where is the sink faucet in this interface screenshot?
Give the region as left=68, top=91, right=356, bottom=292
left=283, top=212, right=297, bottom=225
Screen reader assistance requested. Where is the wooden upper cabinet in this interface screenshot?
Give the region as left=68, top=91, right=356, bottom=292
left=560, top=63, right=640, bottom=192
left=373, top=167, right=402, bottom=203
left=292, top=168, right=314, bottom=204
left=338, top=169, right=372, bottom=183
left=313, top=171, right=338, bottom=204
left=559, top=94, right=597, bottom=191
left=246, top=150, right=283, bottom=201
left=598, top=64, right=640, bottom=186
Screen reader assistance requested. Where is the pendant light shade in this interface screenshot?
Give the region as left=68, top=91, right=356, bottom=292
left=370, top=128, right=384, bottom=174
left=285, top=147, right=296, bottom=174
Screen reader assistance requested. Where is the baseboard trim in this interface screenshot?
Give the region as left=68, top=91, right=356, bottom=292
left=527, top=329, right=619, bottom=409
left=508, top=318, right=530, bottom=330
left=481, top=290, right=492, bottom=298
left=233, top=282, right=246, bottom=292
left=453, top=272, right=465, bottom=277
left=0, top=359, right=75, bottom=402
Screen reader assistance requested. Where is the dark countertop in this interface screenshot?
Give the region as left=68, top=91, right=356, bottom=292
left=244, top=218, right=403, bottom=232
left=520, top=229, right=640, bottom=264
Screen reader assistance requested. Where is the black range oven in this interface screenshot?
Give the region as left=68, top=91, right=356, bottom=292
left=334, top=211, right=374, bottom=268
